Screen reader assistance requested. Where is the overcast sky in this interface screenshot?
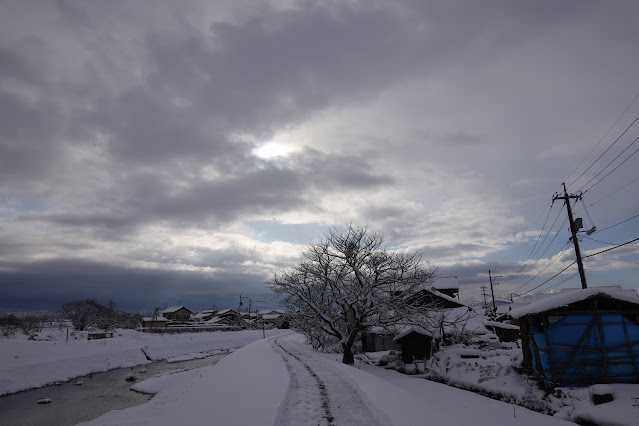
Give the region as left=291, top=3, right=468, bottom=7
left=2, top=0, right=639, bottom=312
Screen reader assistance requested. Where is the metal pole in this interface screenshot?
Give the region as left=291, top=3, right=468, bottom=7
left=489, top=270, right=497, bottom=315
left=554, top=183, right=588, bottom=289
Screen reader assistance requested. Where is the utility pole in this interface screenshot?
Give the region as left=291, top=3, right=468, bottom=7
left=553, top=183, right=588, bottom=289
left=489, top=270, right=498, bottom=316
left=238, top=293, right=248, bottom=326
left=480, top=284, right=489, bottom=312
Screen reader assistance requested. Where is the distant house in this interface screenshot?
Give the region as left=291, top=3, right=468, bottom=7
left=405, top=287, right=467, bottom=309
left=161, top=306, right=192, bottom=322
left=257, top=309, right=287, bottom=316
left=142, top=315, right=168, bottom=328
left=192, top=309, right=218, bottom=322
left=215, top=309, right=240, bottom=325
left=261, top=313, right=289, bottom=328
left=510, top=286, right=639, bottom=387
left=430, top=277, right=460, bottom=299
left=204, top=316, right=235, bottom=326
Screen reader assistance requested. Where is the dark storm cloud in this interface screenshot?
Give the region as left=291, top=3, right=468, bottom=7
left=0, top=258, right=269, bottom=311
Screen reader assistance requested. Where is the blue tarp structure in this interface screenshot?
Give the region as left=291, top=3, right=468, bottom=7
left=529, top=314, right=639, bottom=385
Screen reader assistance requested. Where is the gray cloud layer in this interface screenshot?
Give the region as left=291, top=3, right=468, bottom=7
left=1, top=0, right=638, bottom=310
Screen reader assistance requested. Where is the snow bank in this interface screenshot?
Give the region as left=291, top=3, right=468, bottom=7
left=83, top=336, right=290, bottom=426
left=329, top=357, right=573, bottom=425
left=0, top=328, right=287, bottom=395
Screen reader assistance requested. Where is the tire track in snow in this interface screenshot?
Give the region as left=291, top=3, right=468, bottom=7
left=272, top=335, right=384, bottom=426
left=272, top=337, right=334, bottom=425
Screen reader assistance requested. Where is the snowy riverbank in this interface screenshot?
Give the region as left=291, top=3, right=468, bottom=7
left=84, top=333, right=574, bottom=426
left=0, top=328, right=288, bottom=396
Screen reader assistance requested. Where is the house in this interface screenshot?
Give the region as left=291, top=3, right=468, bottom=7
left=257, top=309, right=287, bottom=316
left=362, top=283, right=471, bottom=353
left=215, top=309, right=241, bottom=325
left=192, top=309, right=218, bottom=321
left=393, top=326, right=435, bottom=363
left=404, top=286, right=467, bottom=309
left=509, top=286, right=639, bottom=387
left=204, top=316, right=235, bottom=326
left=261, top=313, right=289, bottom=328
left=161, top=306, right=192, bottom=322
left=430, top=276, right=460, bottom=299
left=142, top=315, right=168, bottom=328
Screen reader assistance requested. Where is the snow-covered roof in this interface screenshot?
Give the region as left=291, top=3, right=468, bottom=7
left=484, top=320, right=519, bottom=330
left=393, top=326, right=434, bottom=341
left=258, top=309, right=286, bottom=315
left=161, top=306, right=191, bottom=314
left=143, top=315, right=168, bottom=321
left=206, top=317, right=232, bottom=324
left=411, top=287, right=469, bottom=308
left=431, top=277, right=459, bottom=290
left=509, top=286, right=639, bottom=318
left=216, top=309, right=237, bottom=316
left=262, top=314, right=282, bottom=320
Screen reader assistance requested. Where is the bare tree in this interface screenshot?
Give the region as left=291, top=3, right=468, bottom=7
left=18, top=315, right=43, bottom=336
left=58, top=299, right=141, bottom=331
left=59, top=299, right=98, bottom=331
left=267, top=225, right=436, bottom=364
left=0, top=314, right=19, bottom=337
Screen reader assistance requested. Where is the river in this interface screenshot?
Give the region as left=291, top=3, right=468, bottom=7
left=0, top=353, right=227, bottom=426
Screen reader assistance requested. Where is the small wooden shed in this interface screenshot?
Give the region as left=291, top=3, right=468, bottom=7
left=362, top=327, right=401, bottom=352
left=393, top=327, right=434, bottom=363
left=484, top=320, right=520, bottom=343
left=510, top=286, right=639, bottom=387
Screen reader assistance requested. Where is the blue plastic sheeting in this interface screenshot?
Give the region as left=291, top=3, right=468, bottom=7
left=529, top=314, right=639, bottom=385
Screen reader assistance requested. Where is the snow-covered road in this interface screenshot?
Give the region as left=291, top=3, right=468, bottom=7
left=272, top=334, right=385, bottom=425
left=78, top=331, right=574, bottom=425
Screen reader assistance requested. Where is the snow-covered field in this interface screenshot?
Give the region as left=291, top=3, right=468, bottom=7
left=0, top=327, right=287, bottom=396
left=2, top=329, right=637, bottom=425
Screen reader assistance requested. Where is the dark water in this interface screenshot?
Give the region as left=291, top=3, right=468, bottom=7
left=0, top=353, right=226, bottom=426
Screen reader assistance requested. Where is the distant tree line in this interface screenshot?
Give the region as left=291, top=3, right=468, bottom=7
left=58, top=299, right=142, bottom=331
left=0, top=314, right=45, bottom=337
left=0, top=299, right=142, bottom=337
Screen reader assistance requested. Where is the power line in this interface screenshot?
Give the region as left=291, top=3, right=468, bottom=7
left=568, top=112, right=639, bottom=190
left=531, top=272, right=580, bottom=296
left=511, top=239, right=571, bottom=295
left=564, top=91, right=639, bottom=190
left=595, top=213, right=639, bottom=234
left=581, top=136, right=639, bottom=193
left=516, top=261, right=577, bottom=297
left=511, top=207, right=567, bottom=281
left=583, top=236, right=619, bottom=246
left=583, top=235, right=639, bottom=248
left=586, top=175, right=639, bottom=207
left=519, top=203, right=554, bottom=272
left=582, top=236, right=639, bottom=259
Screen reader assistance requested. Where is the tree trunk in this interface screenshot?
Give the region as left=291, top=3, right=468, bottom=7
left=341, top=329, right=359, bottom=364
left=342, top=343, right=355, bottom=364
